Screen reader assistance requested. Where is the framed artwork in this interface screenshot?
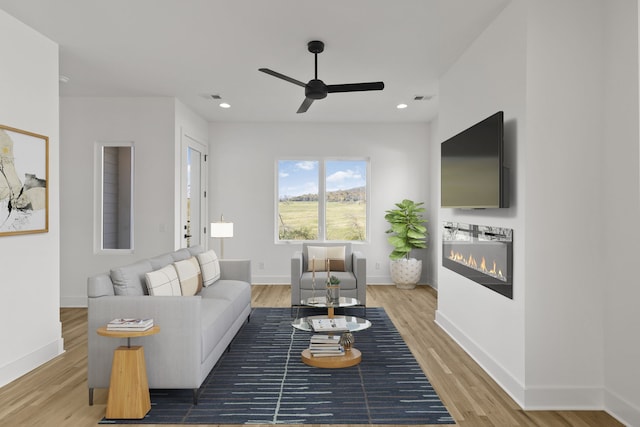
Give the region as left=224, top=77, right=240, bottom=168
left=0, top=124, right=49, bottom=236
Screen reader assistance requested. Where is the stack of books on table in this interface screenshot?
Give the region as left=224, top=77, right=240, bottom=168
left=310, top=317, right=349, bottom=333
left=308, top=334, right=344, bottom=357
left=107, top=318, right=154, bottom=331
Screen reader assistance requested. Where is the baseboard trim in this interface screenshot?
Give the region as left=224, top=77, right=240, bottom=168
left=435, top=310, right=629, bottom=414
left=605, top=388, right=640, bottom=427
left=60, top=296, right=87, bottom=308
left=523, top=386, right=603, bottom=410
left=0, top=338, right=64, bottom=388
left=435, top=309, right=526, bottom=407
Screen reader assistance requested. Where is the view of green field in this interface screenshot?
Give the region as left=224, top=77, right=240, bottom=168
left=278, top=201, right=366, bottom=241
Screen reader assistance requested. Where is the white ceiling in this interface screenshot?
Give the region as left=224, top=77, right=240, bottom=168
left=0, top=0, right=509, bottom=123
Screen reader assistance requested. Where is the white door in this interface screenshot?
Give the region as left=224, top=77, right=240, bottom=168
left=180, top=134, right=208, bottom=248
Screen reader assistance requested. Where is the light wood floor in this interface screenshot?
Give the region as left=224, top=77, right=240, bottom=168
left=0, top=285, right=622, bottom=427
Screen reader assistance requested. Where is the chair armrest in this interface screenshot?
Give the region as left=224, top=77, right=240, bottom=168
left=353, top=251, right=367, bottom=305
left=290, top=251, right=303, bottom=305
left=219, top=259, right=251, bottom=283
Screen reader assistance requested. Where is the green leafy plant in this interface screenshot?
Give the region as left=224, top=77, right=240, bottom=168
left=327, top=275, right=340, bottom=285
left=384, top=199, right=428, bottom=260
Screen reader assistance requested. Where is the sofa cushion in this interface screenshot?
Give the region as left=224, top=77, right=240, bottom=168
left=200, top=279, right=252, bottom=320
left=145, top=264, right=182, bottom=296
left=200, top=298, right=235, bottom=362
left=197, top=250, right=220, bottom=287
left=149, top=253, right=174, bottom=270
left=111, top=260, right=154, bottom=295
left=174, top=257, right=202, bottom=296
left=300, top=271, right=357, bottom=290
left=172, top=248, right=192, bottom=262
left=307, top=245, right=346, bottom=272
left=188, top=245, right=206, bottom=256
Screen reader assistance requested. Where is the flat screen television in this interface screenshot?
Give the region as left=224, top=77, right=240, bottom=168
left=441, top=111, right=508, bottom=209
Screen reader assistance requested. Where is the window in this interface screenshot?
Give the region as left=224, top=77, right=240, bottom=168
left=94, top=141, right=134, bottom=252
left=277, top=159, right=368, bottom=242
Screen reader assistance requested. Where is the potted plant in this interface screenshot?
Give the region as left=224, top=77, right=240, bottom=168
left=326, top=275, right=341, bottom=305
left=384, top=199, right=428, bottom=289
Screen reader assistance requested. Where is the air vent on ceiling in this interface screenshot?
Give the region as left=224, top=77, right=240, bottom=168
left=414, top=95, right=433, bottom=101
left=201, top=94, right=222, bottom=100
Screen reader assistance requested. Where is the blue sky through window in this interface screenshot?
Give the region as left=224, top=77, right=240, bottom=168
left=278, top=160, right=366, bottom=198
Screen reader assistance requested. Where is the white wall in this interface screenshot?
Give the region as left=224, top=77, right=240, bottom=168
left=60, top=97, right=178, bottom=306
left=602, top=1, right=640, bottom=425
left=207, top=122, right=431, bottom=285
left=435, top=1, right=640, bottom=423
left=435, top=0, right=527, bottom=402
left=524, top=0, right=605, bottom=409
left=0, top=10, right=62, bottom=387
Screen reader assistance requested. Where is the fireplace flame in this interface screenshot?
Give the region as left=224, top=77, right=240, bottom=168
left=448, top=250, right=506, bottom=282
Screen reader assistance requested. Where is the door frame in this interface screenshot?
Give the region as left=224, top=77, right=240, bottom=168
left=177, top=129, right=208, bottom=249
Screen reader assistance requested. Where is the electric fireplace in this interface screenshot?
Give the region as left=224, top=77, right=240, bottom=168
left=442, top=222, right=513, bottom=299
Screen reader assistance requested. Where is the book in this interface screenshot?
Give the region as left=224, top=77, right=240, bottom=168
left=310, top=334, right=340, bottom=343
left=309, top=345, right=344, bottom=353
left=107, top=318, right=154, bottom=331
left=311, top=350, right=345, bottom=357
left=310, top=318, right=349, bottom=332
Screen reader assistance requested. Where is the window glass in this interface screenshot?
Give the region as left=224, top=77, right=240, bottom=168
left=278, top=160, right=319, bottom=240
left=277, top=159, right=368, bottom=242
left=325, top=160, right=367, bottom=241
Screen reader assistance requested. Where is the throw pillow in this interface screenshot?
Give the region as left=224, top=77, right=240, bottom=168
left=197, top=249, right=220, bottom=287
left=145, top=264, right=182, bottom=296
left=111, top=260, right=154, bottom=296
left=307, top=246, right=346, bottom=272
left=174, top=257, right=202, bottom=296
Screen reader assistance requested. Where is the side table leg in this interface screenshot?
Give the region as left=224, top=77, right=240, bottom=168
left=105, top=346, right=151, bottom=419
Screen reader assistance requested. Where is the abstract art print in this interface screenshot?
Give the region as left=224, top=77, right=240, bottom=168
left=0, top=124, right=48, bottom=236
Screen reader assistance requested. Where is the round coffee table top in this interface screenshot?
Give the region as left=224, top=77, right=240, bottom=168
left=301, top=296, right=360, bottom=308
left=291, top=315, right=371, bottom=333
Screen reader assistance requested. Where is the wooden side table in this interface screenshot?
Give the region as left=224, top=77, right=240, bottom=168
left=96, top=325, right=160, bottom=419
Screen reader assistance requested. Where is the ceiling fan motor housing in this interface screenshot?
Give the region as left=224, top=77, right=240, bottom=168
left=305, top=79, right=328, bottom=99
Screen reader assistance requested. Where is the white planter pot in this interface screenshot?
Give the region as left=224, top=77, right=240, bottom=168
left=390, top=258, right=422, bottom=289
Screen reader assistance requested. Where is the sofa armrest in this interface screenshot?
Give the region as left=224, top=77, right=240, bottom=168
left=88, top=295, right=203, bottom=389
left=219, top=259, right=251, bottom=283
left=353, top=251, right=367, bottom=305
left=290, top=251, right=303, bottom=305
left=87, top=273, right=116, bottom=297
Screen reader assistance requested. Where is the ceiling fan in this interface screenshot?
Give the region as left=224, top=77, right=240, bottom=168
left=259, top=40, right=385, bottom=114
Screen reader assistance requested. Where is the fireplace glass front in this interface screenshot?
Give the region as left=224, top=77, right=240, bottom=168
left=442, top=222, right=513, bottom=299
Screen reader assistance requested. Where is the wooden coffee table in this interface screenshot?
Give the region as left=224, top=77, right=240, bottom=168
left=97, top=325, right=160, bottom=419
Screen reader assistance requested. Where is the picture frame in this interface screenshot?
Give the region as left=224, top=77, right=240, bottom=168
left=0, top=124, right=49, bottom=236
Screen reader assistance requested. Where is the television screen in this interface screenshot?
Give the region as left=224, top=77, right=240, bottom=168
left=441, top=111, right=507, bottom=208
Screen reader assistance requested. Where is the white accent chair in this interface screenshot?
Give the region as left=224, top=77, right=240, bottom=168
left=290, top=242, right=366, bottom=307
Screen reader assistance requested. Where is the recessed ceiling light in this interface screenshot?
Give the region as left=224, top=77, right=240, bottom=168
left=219, top=102, right=231, bottom=109
left=397, top=103, right=408, bottom=109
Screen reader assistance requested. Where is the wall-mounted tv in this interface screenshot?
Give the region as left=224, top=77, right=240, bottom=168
left=441, top=111, right=508, bottom=209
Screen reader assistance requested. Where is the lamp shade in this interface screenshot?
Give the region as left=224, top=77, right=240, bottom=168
left=210, top=222, right=234, bottom=238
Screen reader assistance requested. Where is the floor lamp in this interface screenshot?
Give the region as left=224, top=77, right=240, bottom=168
left=210, top=216, right=234, bottom=259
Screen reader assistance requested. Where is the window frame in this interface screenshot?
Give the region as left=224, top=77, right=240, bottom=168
left=275, top=157, right=370, bottom=244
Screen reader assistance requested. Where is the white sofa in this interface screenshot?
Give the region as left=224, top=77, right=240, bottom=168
left=87, top=245, right=251, bottom=405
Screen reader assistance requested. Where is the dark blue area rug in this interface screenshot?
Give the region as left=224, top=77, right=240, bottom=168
left=100, top=307, right=454, bottom=425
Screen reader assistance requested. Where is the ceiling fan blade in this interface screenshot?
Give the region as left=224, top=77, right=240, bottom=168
left=327, top=82, right=385, bottom=93
left=297, top=97, right=314, bottom=114
left=259, top=68, right=306, bottom=87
